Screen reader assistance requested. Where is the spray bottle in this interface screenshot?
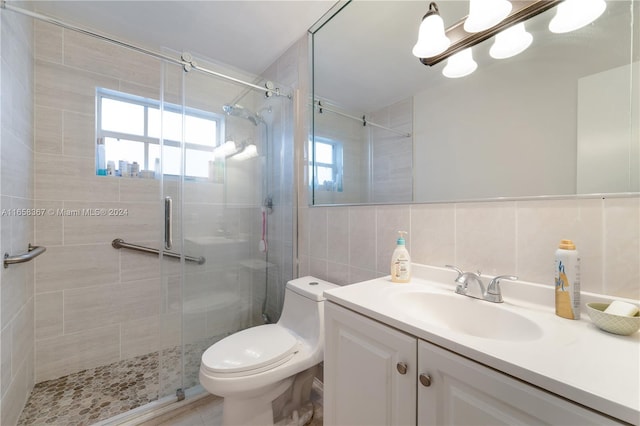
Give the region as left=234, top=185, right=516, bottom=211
left=555, top=239, right=581, bottom=319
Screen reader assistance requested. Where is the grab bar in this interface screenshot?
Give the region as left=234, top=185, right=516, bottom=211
left=112, top=238, right=205, bottom=265
left=4, top=243, right=47, bottom=268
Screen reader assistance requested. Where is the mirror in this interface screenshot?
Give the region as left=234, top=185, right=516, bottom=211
left=310, top=0, right=639, bottom=205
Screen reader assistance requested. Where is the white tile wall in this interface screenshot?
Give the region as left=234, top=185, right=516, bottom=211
left=0, top=10, right=36, bottom=426
left=299, top=199, right=640, bottom=300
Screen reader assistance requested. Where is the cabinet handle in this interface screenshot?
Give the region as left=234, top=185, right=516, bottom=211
left=419, top=373, right=432, bottom=387
left=164, top=196, right=173, bottom=250
left=396, top=362, right=408, bottom=375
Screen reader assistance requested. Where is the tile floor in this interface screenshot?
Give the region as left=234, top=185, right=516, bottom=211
left=17, top=340, right=214, bottom=426
left=16, top=339, right=323, bottom=426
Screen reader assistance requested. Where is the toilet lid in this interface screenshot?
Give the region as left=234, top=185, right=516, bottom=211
left=201, top=324, right=299, bottom=375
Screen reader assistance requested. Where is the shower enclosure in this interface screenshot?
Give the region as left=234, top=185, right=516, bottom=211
left=1, top=5, right=295, bottom=424
left=158, top=56, right=295, bottom=396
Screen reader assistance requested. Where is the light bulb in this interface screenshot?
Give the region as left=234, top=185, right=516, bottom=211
left=442, top=48, right=477, bottom=79
left=549, top=0, right=606, bottom=34
left=231, top=144, right=258, bottom=161
left=464, top=0, right=512, bottom=33
left=412, top=2, right=451, bottom=58
left=214, top=140, right=237, bottom=158
left=490, top=23, right=533, bottom=59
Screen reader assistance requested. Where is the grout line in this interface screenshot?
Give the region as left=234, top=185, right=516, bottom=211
left=514, top=201, right=520, bottom=276
left=601, top=197, right=607, bottom=295
left=453, top=203, right=458, bottom=266
left=61, top=288, right=65, bottom=337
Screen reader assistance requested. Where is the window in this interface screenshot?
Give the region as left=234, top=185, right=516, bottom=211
left=96, top=88, right=223, bottom=179
left=310, top=138, right=343, bottom=192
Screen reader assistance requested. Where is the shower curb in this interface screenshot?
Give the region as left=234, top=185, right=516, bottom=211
left=92, top=386, right=216, bottom=426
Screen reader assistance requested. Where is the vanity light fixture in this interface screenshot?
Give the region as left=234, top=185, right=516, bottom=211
left=548, top=0, right=607, bottom=34
left=464, top=0, right=512, bottom=33
left=490, top=22, right=533, bottom=59
left=418, top=0, right=562, bottom=67
left=412, top=2, right=451, bottom=59
left=442, top=48, right=477, bottom=78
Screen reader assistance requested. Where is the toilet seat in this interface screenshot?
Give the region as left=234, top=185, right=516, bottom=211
left=201, top=324, right=299, bottom=377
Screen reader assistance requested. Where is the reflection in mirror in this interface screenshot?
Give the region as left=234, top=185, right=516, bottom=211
left=311, top=0, right=639, bottom=205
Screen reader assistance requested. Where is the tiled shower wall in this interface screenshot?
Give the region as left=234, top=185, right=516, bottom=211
left=33, top=19, right=169, bottom=385
left=32, top=19, right=267, bottom=385
left=368, top=99, right=413, bottom=204
left=0, top=11, right=36, bottom=426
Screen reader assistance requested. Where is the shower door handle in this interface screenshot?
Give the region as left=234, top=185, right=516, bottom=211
left=164, top=196, right=173, bottom=250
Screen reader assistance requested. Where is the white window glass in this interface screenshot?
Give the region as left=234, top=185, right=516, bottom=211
left=186, top=149, right=215, bottom=178
left=149, top=145, right=161, bottom=172
left=105, top=137, right=144, bottom=171
left=147, top=107, right=161, bottom=139
left=98, top=89, right=218, bottom=179
left=185, top=115, right=216, bottom=147
left=149, top=109, right=215, bottom=147
left=316, top=142, right=334, bottom=164
left=102, top=98, right=144, bottom=135
left=148, top=108, right=183, bottom=141
left=317, top=166, right=334, bottom=184
left=162, top=145, right=181, bottom=175
left=161, top=110, right=183, bottom=142
left=310, top=139, right=344, bottom=192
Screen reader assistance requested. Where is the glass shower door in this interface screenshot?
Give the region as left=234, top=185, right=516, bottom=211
left=157, top=51, right=294, bottom=397
left=179, top=55, right=265, bottom=390
left=157, top=59, right=188, bottom=399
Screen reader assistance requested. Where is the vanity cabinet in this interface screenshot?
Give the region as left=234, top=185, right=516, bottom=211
left=417, top=340, right=620, bottom=425
left=325, top=302, right=622, bottom=426
left=324, top=301, right=416, bottom=426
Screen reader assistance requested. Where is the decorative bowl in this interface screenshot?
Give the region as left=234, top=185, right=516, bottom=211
left=586, top=303, right=640, bottom=336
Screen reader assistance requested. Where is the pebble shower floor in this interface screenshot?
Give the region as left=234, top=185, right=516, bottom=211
left=17, top=343, right=208, bottom=426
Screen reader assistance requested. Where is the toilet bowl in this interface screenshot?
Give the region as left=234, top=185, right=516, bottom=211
left=199, top=276, right=337, bottom=426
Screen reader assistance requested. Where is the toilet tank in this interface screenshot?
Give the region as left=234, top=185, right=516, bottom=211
left=278, top=276, right=338, bottom=347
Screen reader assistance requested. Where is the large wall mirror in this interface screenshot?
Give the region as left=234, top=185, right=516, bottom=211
left=310, top=0, right=639, bottom=205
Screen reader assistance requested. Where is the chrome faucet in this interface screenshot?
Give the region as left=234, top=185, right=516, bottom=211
left=445, top=265, right=518, bottom=303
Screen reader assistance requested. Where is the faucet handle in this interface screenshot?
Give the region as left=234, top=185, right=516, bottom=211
left=485, top=275, right=518, bottom=303
left=445, top=264, right=464, bottom=279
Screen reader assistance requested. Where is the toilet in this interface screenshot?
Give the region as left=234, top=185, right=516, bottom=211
left=199, top=276, right=337, bottom=425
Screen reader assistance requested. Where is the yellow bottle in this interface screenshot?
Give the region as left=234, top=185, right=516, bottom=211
left=391, top=231, right=411, bottom=283
left=555, top=239, right=581, bottom=319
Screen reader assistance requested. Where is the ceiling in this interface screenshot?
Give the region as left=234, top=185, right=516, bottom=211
left=27, top=0, right=337, bottom=76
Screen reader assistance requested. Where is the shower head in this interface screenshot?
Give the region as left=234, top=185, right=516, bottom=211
left=222, top=104, right=263, bottom=126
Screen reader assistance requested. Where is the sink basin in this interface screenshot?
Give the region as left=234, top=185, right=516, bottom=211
left=390, top=291, right=543, bottom=341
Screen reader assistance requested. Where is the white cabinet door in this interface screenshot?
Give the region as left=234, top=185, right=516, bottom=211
left=417, top=340, right=622, bottom=426
left=324, top=302, right=417, bottom=426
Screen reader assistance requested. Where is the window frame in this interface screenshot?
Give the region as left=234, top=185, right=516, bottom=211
left=96, top=87, right=225, bottom=179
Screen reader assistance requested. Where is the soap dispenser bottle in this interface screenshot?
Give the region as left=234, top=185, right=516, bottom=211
left=391, top=231, right=411, bottom=283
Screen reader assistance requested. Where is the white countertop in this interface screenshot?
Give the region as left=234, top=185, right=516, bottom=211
left=323, top=264, right=640, bottom=425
